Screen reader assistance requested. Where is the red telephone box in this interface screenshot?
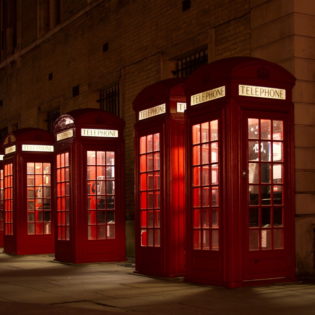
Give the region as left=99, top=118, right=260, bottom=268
left=184, top=57, right=295, bottom=287
left=3, top=128, right=55, bottom=255
left=0, top=150, right=4, bottom=247
left=133, top=79, right=186, bottom=277
left=53, top=109, right=125, bottom=263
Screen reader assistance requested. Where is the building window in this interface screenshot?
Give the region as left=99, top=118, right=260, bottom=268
left=182, top=0, right=191, bottom=11
left=98, top=82, right=120, bottom=116
left=172, top=47, right=208, bottom=78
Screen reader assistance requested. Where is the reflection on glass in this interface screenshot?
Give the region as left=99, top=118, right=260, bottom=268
left=201, top=166, right=209, bottom=186
left=261, top=207, right=270, bottom=226
left=261, top=119, right=271, bottom=139
left=201, top=144, right=209, bottom=164
left=201, top=209, right=209, bottom=228
left=248, top=118, right=259, bottom=139
left=249, top=185, right=259, bottom=205
left=273, top=142, right=283, bottom=162
left=274, top=207, right=282, bottom=226
left=261, top=185, right=271, bottom=205
left=273, top=120, right=283, bottom=140
left=273, top=164, right=282, bottom=184
left=201, top=122, right=209, bottom=143
left=261, top=163, right=271, bottom=184
left=201, top=187, right=210, bottom=207
left=249, top=207, right=259, bottom=227
left=273, top=185, right=282, bottom=204
left=210, top=120, right=218, bottom=141
left=211, top=142, right=218, bottom=163
left=248, top=141, right=259, bottom=161
left=147, top=134, right=153, bottom=153
left=192, top=125, right=200, bottom=144
left=212, top=209, right=219, bottom=227
left=248, top=163, right=259, bottom=184
left=260, top=141, right=271, bottom=161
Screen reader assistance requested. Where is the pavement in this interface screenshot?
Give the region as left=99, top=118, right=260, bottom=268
left=0, top=252, right=314, bottom=315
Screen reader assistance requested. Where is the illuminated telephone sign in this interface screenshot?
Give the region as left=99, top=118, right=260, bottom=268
left=53, top=109, right=125, bottom=264
left=133, top=79, right=186, bottom=277
left=2, top=128, right=55, bottom=256
left=184, top=57, right=295, bottom=288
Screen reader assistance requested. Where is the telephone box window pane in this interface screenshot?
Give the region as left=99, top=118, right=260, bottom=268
left=248, top=119, right=259, bottom=139
left=261, top=141, right=271, bottom=161
left=261, top=207, right=271, bottom=227
left=138, top=132, right=161, bottom=247
left=191, top=119, right=220, bottom=251
left=249, top=208, right=259, bottom=227
left=247, top=118, right=285, bottom=251
left=248, top=141, right=259, bottom=161
left=261, top=163, right=271, bottom=184
left=273, top=164, right=283, bottom=184
left=210, top=120, right=218, bottom=141
left=56, top=153, right=70, bottom=240
left=273, top=121, right=283, bottom=140
left=201, top=122, right=209, bottom=143
left=261, top=229, right=272, bottom=250
left=0, top=170, right=5, bottom=233
left=273, top=142, right=283, bottom=162
left=4, top=164, right=14, bottom=235
left=87, top=151, right=116, bottom=240
left=192, top=125, right=200, bottom=144
left=261, top=119, right=271, bottom=139
left=273, top=207, right=283, bottom=226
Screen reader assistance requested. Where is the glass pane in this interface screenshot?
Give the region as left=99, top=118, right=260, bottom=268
left=147, top=154, right=154, bottom=171
left=249, top=185, right=259, bottom=205
left=248, top=163, right=259, bottom=184
left=273, top=121, right=283, bottom=140
left=273, top=185, right=283, bottom=204
left=211, top=142, right=218, bottom=163
left=193, top=146, right=200, bottom=165
left=87, top=151, right=96, bottom=165
left=97, top=151, right=105, bottom=165
left=201, top=209, right=209, bottom=228
left=261, top=163, right=271, bottom=184
left=154, top=230, right=160, bottom=247
left=211, top=187, right=219, bottom=206
left=273, top=164, right=283, bottom=184
left=261, top=119, right=271, bottom=139
left=201, top=122, right=209, bottom=143
left=249, top=207, right=259, bottom=227
left=87, top=166, right=95, bottom=180
left=201, top=144, right=209, bottom=164
left=97, top=166, right=105, bottom=178
left=273, top=229, right=284, bottom=249
left=248, top=118, right=259, bottom=139
left=202, top=230, right=210, bottom=250
left=147, top=174, right=154, bottom=190
left=140, top=137, right=146, bottom=154
left=153, top=133, right=160, bottom=151
left=261, top=229, right=272, bottom=250
left=211, top=164, right=219, bottom=185
left=140, top=155, right=146, bottom=173
left=201, top=187, right=210, bottom=207
left=210, top=120, right=218, bottom=141
left=140, top=211, right=147, bottom=228
left=212, top=208, right=219, bottom=227
left=27, top=163, right=35, bottom=174
left=261, top=207, right=271, bottom=227
left=192, top=124, right=200, bottom=144
left=273, top=207, right=283, bottom=226
left=148, top=229, right=154, bottom=246
left=201, top=166, right=209, bottom=186
left=193, top=209, right=200, bottom=228
left=154, top=153, right=160, bottom=170
left=106, top=166, right=115, bottom=179
left=261, top=185, right=271, bottom=205
left=261, top=141, right=271, bottom=161
left=249, top=230, right=259, bottom=250
left=154, top=211, right=160, bottom=228
left=147, top=211, right=154, bottom=228
left=193, top=188, right=200, bottom=207
left=43, top=163, right=51, bottom=174
left=141, top=229, right=147, bottom=246
left=273, top=142, right=283, bottom=162
left=154, top=173, right=160, bottom=189
left=193, top=167, right=200, bottom=186
left=106, top=152, right=115, bottom=165
left=147, top=134, right=153, bottom=153
left=248, top=141, right=259, bottom=161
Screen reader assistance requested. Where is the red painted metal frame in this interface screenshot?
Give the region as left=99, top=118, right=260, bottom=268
left=133, top=79, right=186, bottom=277
left=184, top=57, right=296, bottom=287
left=0, top=149, right=4, bottom=247
left=53, top=109, right=125, bottom=263
left=2, top=128, right=55, bottom=255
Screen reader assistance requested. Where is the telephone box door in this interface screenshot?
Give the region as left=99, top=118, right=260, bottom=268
left=241, top=112, right=295, bottom=282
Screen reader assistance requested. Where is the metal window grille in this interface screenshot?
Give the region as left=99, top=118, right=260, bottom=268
left=98, top=82, right=120, bottom=116
left=172, top=47, right=208, bottom=78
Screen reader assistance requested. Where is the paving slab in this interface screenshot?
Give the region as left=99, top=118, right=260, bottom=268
left=0, top=252, right=314, bottom=315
